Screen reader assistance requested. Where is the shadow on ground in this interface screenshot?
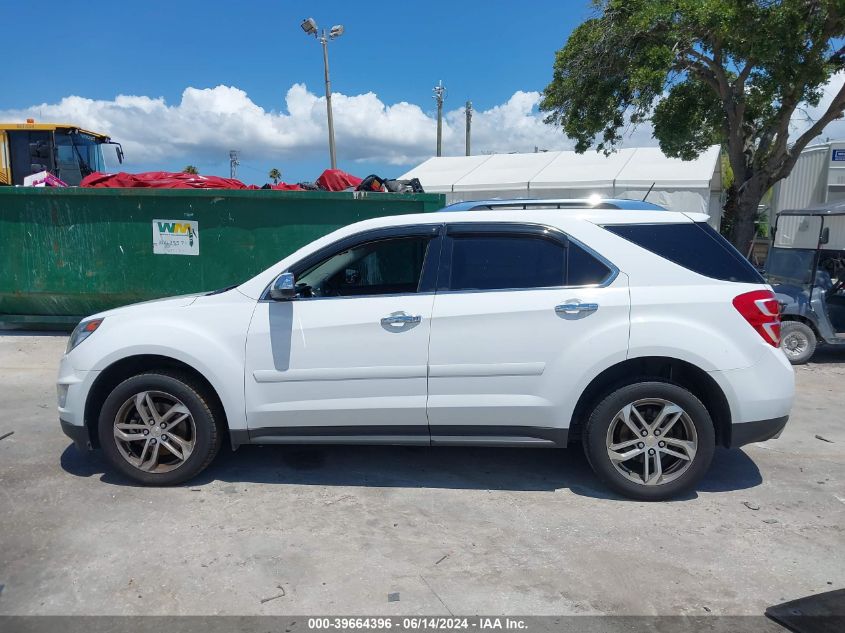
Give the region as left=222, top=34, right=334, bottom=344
left=807, top=347, right=845, bottom=364
left=60, top=442, right=762, bottom=501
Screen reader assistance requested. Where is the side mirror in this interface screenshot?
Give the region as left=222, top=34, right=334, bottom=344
left=115, top=144, right=124, bottom=164
left=269, top=272, right=297, bottom=300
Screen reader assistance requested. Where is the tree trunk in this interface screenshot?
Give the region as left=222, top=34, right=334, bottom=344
left=724, top=178, right=767, bottom=255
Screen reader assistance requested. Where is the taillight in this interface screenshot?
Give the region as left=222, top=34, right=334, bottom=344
left=732, top=290, right=781, bottom=346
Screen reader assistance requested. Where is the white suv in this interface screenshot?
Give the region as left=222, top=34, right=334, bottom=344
left=57, top=199, right=794, bottom=500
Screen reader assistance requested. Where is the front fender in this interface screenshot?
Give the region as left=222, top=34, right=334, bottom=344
left=67, top=294, right=256, bottom=430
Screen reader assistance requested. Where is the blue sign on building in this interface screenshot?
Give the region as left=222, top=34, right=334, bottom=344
left=833, top=149, right=845, bottom=161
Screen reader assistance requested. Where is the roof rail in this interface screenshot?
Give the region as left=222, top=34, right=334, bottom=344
left=442, top=198, right=666, bottom=211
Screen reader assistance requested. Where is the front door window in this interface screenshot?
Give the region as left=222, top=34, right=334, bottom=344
left=297, top=236, right=432, bottom=298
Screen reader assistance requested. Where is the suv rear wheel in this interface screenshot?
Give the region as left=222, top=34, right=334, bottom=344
left=582, top=381, right=715, bottom=501
left=98, top=371, right=222, bottom=485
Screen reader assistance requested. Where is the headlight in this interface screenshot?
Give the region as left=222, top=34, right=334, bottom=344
left=67, top=318, right=104, bottom=353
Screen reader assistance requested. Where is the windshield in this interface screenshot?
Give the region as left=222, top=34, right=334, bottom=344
left=774, top=215, right=822, bottom=249
left=54, top=131, right=105, bottom=185
left=765, top=247, right=816, bottom=286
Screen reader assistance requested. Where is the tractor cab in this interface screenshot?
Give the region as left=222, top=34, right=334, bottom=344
left=766, top=201, right=845, bottom=363
left=0, top=121, right=123, bottom=186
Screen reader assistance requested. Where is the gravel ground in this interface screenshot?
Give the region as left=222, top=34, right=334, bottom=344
left=0, top=334, right=843, bottom=617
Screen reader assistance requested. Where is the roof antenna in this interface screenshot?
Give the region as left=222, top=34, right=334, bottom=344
left=642, top=182, right=655, bottom=201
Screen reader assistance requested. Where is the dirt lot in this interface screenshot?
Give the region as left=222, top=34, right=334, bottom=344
left=0, top=334, right=843, bottom=617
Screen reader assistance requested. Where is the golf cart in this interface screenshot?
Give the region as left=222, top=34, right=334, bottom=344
left=765, top=200, right=845, bottom=363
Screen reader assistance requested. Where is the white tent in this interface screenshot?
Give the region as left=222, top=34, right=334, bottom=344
left=400, top=145, right=723, bottom=226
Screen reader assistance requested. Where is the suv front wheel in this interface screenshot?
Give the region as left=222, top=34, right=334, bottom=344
left=98, top=371, right=222, bottom=485
left=582, top=381, right=716, bottom=501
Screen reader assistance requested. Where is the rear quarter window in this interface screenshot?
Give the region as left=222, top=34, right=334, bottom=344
left=604, top=222, right=764, bottom=283
left=567, top=242, right=612, bottom=286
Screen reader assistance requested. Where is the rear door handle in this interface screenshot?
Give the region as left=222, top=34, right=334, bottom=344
left=381, top=312, right=422, bottom=326
left=555, top=302, right=599, bottom=315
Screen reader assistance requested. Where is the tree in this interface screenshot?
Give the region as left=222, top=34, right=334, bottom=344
left=182, top=165, right=199, bottom=175
left=268, top=168, right=282, bottom=184
left=540, top=0, right=845, bottom=250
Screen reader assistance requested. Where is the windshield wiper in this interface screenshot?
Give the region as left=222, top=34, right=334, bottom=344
left=68, top=133, right=94, bottom=177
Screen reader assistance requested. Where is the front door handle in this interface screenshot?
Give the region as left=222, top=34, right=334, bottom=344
left=381, top=312, right=422, bottom=326
left=555, top=302, right=599, bottom=315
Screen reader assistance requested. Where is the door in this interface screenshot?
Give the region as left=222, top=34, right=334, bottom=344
left=426, top=223, right=630, bottom=445
left=7, top=130, right=54, bottom=185
left=244, top=225, right=442, bottom=443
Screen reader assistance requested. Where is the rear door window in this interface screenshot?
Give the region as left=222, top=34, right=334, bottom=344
left=448, top=235, right=566, bottom=291
left=443, top=227, right=615, bottom=291
left=604, top=222, right=763, bottom=283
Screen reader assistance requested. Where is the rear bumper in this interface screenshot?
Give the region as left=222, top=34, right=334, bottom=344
left=708, top=346, right=794, bottom=425
left=731, top=415, right=789, bottom=447
left=60, top=418, right=92, bottom=451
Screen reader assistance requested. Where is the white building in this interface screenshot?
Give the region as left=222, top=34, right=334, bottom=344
left=399, top=145, right=723, bottom=227
left=770, top=140, right=845, bottom=215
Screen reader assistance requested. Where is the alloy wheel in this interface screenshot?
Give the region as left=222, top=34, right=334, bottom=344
left=605, top=398, right=698, bottom=486
left=112, top=391, right=196, bottom=473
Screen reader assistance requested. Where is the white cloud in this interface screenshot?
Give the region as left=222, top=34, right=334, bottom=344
left=0, top=84, right=586, bottom=169
left=790, top=70, right=845, bottom=142
left=7, top=73, right=843, bottom=176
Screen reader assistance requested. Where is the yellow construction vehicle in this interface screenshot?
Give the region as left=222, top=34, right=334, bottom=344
left=0, top=120, right=123, bottom=186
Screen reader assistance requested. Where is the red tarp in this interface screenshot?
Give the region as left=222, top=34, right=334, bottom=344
left=316, top=169, right=362, bottom=191
left=80, top=171, right=304, bottom=190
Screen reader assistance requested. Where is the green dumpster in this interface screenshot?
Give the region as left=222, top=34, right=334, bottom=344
left=0, top=187, right=446, bottom=329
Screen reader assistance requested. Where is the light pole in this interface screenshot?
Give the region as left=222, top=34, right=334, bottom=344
left=301, top=17, right=344, bottom=170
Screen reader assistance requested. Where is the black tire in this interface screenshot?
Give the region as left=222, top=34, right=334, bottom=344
left=582, top=381, right=716, bottom=501
left=780, top=320, right=817, bottom=365
left=98, top=371, right=222, bottom=485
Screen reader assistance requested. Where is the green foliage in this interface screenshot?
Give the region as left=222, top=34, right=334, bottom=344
left=541, top=0, right=845, bottom=248
left=651, top=80, right=723, bottom=160
left=541, top=0, right=845, bottom=160
left=720, top=152, right=733, bottom=191
left=268, top=168, right=282, bottom=184
left=182, top=165, right=199, bottom=175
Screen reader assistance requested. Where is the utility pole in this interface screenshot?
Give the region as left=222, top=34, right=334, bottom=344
left=433, top=80, right=446, bottom=157
left=465, top=100, right=472, bottom=156
left=229, top=150, right=240, bottom=179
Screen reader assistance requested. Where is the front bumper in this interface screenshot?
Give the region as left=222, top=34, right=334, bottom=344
left=57, top=352, right=99, bottom=448
left=731, top=415, right=789, bottom=447
left=60, top=418, right=92, bottom=451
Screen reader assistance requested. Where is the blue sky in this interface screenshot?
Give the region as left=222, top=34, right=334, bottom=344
left=1, top=0, right=596, bottom=183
